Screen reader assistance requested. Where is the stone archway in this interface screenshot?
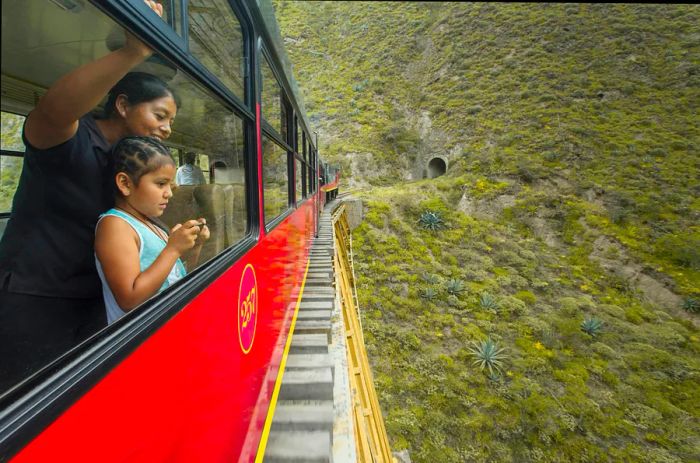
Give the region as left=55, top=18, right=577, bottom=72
left=427, top=157, right=447, bottom=178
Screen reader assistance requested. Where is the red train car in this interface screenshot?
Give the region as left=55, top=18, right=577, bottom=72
left=0, top=0, right=333, bottom=460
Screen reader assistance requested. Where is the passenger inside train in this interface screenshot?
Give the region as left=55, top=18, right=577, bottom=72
left=176, top=151, right=206, bottom=186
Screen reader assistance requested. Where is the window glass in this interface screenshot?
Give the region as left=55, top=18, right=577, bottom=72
left=262, top=56, right=281, bottom=135
left=308, top=165, right=314, bottom=195
left=160, top=76, right=247, bottom=271
left=281, top=98, right=288, bottom=142
left=188, top=0, right=245, bottom=100
left=160, top=0, right=183, bottom=36
left=296, top=117, right=301, bottom=155
left=263, top=136, right=289, bottom=222
left=1, top=112, right=25, bottom=213
left=295, top=156, right=302, bottom=204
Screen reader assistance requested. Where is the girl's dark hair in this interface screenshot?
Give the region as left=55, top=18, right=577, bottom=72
left=103, top=72, right=178, bottom=118
left=111, top=136, right=175, bottom=192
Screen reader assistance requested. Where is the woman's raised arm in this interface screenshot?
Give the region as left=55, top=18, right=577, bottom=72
left=24, top=0, right=164, bottom=150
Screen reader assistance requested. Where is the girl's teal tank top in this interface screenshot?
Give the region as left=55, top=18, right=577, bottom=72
left=95, top=208, right=186, bottom=324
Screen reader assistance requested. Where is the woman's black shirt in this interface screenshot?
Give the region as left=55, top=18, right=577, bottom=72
left=0, top=115, right=113, bottom=298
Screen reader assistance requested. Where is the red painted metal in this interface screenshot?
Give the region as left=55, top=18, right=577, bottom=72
left=11, top=200, right=317, bottom=463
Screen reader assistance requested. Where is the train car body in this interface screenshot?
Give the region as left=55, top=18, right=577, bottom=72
left=0, top=0, right=331, bottom=460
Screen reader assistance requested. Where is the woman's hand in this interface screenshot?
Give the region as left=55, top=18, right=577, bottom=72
left=123, top=1, right=164, bottom=59
left=167, top=220, right=201, bottom=255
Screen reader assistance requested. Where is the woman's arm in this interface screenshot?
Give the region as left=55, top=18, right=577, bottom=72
left=24, top=0, right=164, bottom=150
left=95, top=216, right=199, bottom=311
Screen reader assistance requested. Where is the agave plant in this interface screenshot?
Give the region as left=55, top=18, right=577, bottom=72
left=418, top=211, right=445, bottom=231
left=682, top=297, right=699, bottom=314
left=468, top=338, right=507, bottom=375
left=480, top=292, right=499, bottom=311
left=446, top=278, right=465, bottom=295
left=422, top=273, right=441, bottom=285
left=420, top=287, right=438, bottom=300
left=581, top=317, right=603, bottom=337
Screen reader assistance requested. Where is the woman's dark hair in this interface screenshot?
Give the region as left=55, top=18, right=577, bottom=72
left=103, top=72, right=178, bottom=119
left=111, top=136, right=175, bottom=193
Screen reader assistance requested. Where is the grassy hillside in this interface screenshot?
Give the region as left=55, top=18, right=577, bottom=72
left=352, top=181, right=699, bottom=462
left=273, top=2, right=700, bottom=461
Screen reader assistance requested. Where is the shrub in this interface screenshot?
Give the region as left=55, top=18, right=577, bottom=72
left=480, top=292, right=499, bottom=311
left=468, top=338, right=508, bottom=375
left=446, top=278, right=465, bottom=295
left=420, top=287, right=438, bottom=300
left=418, top=211, right=445, bottom=231
left=682, top=297, right=699, bottom=314
left=422, top=273, right=441, bottom=285
left=581, top=317, right=603, bottom=337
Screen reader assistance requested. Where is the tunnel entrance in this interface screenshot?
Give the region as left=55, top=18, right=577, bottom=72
left=427, top=157, right=447, bottom=178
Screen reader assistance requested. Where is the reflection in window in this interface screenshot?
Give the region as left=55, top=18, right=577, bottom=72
left=262, top=55, right=281, bottom=135
left=160, top=0, right=183, bottom=36
left=295, top=156, right=302, bottom=204
left=160, top=77, right=247, bottom=270
left=308, top=164, right=314, bottom=196
left=263, top=136, right=289, bottom=223
left=1, top=112, right=26, bottom=213
left=188, top=0, right=245, bottom=100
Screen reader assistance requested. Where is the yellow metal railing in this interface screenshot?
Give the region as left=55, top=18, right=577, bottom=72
left=332, top=205, right=394, bottom=463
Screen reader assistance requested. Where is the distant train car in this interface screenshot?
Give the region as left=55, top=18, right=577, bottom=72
left=0, top=0, right=336, bottom=460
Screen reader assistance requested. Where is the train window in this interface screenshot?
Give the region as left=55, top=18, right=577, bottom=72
left=294, top=156, right=303, bottom=204
left=262, top=55, right=282, bottom=135
left=159, top=74, right=248, bottom=270
left=296, top=117, right=301, bottom=154
left=0, top=112, right=26, bottom=215
left=188, top=0, right=245, bottom=100
left=262, top=136, right=289, bottom=223
left=308, top=164, right=314, bottom=196
left=281, top=97, right=289, bottom=142
left=160, top=0, right=184, bottom=36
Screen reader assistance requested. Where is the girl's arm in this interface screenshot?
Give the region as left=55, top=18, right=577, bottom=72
left=24, top=0, right=163, bottom=150
left=95, top=216, right=200, bottom=311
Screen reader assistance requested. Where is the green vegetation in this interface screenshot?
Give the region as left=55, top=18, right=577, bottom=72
left=683, top=297, right=700, bottom=314
left=418, top=210, right=445, bottom=231
left=274, top=2, right=700, bottom=461
left=468, top=338, right=508, bottom=376
left=348, top=183, right=699, bottom=461
left=581, top=317, right=604, bottom=337
left=479, top=292, right=499, bottom=311
left=445, top=278, right=465, bottom=296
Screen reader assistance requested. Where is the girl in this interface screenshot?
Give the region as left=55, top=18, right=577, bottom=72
left=95, top=137, right=209, bottom=324
left=0, top=0, right=174, bottom=389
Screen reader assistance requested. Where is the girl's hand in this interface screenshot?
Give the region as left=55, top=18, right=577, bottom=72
left=123, top=1, right=164, bottom=59
left=167, top=221, right=201, bottom=255
left=195, top=218, right=210, bottom=244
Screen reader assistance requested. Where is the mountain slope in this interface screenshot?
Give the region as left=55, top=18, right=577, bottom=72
left=274, top=3, right=700, bottom=461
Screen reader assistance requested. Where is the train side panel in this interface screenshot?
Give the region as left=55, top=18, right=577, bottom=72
left=11, top=200, right=317, bottom=463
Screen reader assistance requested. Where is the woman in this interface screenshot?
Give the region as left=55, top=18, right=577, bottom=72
left=0, top=0, right=176, bottom=391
